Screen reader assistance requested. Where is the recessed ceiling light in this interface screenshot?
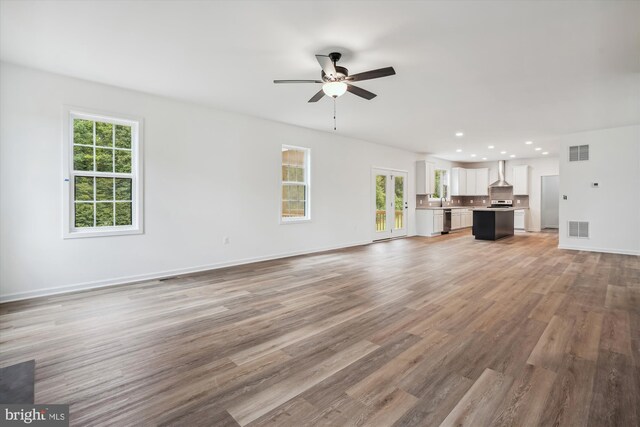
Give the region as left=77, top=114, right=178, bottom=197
left=542, top=151, right=549, bottom=155
left=525, top=141, right=533, bottom=145
left=471, top=154, right=476, bottom=157
left=482, top=157, right=487, bottom=160
left=456, top=149, right=462, bottom=152
left=455, top=132, right=464, bottom=137
left=510, top=154, right=516, bottom=158
left=488, top=145, right=494, bottom=149
left=535, top=147, right=542, bottom=151
left=500, top=151, right=507, bottom=154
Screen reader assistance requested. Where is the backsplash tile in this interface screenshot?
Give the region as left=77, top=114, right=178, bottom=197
left=416, top=194, right=529, bottom=208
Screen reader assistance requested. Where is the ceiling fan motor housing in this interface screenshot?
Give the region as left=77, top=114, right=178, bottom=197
left=322, top=66, right=349, bottom=81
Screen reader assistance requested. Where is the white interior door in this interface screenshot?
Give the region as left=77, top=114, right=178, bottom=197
left=373, top=169, right=408, bottom=240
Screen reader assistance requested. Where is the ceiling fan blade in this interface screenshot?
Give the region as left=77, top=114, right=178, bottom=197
left=347, top=84, right=377, bottom=100
left=274, top=79, right=323, bottom=84
left=347, top=67, right=396, bottom=82
left=316, top=55, right=337, bottom=77
left=308, top=89, right=325, bottom=103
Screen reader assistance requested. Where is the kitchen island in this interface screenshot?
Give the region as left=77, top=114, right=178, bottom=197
left=472, top=208, right=515, bottom=240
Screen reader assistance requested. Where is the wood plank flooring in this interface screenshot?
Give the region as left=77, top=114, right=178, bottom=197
left=1, top=230, right=638, bottom=426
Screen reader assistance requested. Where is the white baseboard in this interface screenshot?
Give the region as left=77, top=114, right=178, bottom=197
left=0, top=240, right=372, bottom=303
left=557, top=244, right=640, bottom=256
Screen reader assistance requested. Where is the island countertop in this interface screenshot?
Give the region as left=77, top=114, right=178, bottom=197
left=417, top=206, right=529, bottom=211
left=471, top=207, right=528, bottom=211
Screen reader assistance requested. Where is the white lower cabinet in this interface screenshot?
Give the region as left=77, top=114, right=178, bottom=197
left=416, top=209, right=443, bottom=236
left=452, top=211, right=461, bottom=229
left=463, top=210, right=473, bottom=227
left=418, top=208, right=473, bottom=235
left=450, top=209, right=473, bottom=230
left=514, top=209, right=526, bottom=230
left=434, top=212, right=443, bottom=233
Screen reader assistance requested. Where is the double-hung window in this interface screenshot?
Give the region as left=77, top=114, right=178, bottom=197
left=430, top=169, right=449, bottom=200
left=64, top=108, right=143, bottom=238
left=281, top=145, right=310, bottom=222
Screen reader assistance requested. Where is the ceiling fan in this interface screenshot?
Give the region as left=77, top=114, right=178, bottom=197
left=274, top=52, right=396, bottom=102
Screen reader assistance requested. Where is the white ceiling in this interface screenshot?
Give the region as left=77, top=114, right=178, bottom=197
left=2, top=0, right=639, bottom=161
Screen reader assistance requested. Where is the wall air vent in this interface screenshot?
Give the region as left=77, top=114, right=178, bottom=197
left=569, top=145, right=589, bottom=162
left=568, top=221, right=589, bottom=238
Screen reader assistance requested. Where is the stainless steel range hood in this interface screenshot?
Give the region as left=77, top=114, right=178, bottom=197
left=489, top=160, right=512, bottom=188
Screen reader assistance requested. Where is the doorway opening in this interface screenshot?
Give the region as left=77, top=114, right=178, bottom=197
left=541, top=175, right=559, bottom=229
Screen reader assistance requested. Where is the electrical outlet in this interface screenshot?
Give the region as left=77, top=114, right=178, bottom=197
left=482, top=199, right=486, bottom=203
left=419, top=199, right=423, bottom=205
left=517, top=200, right=521, bottom=204
left=223, top=237, right=230, bottom=244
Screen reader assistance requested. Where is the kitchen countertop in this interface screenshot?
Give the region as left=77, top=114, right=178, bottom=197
left=416, top=206, right=475, bottom=210
left=471, top=207, right=528, bottom=211
left=417, top=206, right=529, bottom=210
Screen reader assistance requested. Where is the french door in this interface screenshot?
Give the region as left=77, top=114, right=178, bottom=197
left=372, top=168, right=408, bottom=240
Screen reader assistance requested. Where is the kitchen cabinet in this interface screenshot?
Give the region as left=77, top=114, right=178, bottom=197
left=450, top=209, right=473, bottom=230
left=452, top=210, right=461, bottom=229
left=416, top=209, right=443, bottom=236
left=466, top=170, right=476, bottom=196
left=475, top=168, right=489, bottom=196
left=513, top=165, right=529, bottom=195
left=451, top=167, right=489, bottom=196
left=450, top=168, right=467, bottom=196
left=434, top=212, right=443, bottom=233
left=416, top=161, right=435, bottom=195
left=514, top=209, right=526, bottom=230
left=463, top=209, right=473, bottom=227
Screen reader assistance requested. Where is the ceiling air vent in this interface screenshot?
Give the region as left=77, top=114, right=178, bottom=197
left=569, top=145, right=589, bottom=162
left=568, top=221, right=589, bottom=238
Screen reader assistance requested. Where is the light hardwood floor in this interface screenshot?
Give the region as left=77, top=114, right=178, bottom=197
left=1, top=230, right=639, bottom=426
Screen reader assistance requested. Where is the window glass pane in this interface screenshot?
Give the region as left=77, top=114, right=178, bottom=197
left=74, top=176, right=94, bottom=201
left=96, top=177, right=114, bottom=201
left=75, top=203, right=94, bottom=227
left=96, top=148, right=113, bottom=172
left=394, top=176, right=404, bottom=230
left=74, top=119, right=93, bottom=145
left=95, top=122, right=113, bottom=147
left=115, top=202, right=132, bottom=226
left=281, top=147, right=308, bottom=219
left=376, top=175, right=387, bottom=231
left=73, top=145, right=94, bottom=171
left=115, top=150, right=132, bottom=173
left=115, top=125, right=132, bottom=149
left=115, top=178, right=132, bottom=201
left=96, top=202, right=114, bottom=226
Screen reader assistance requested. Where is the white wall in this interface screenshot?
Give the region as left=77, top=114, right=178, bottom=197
left=556, top=125, right=640, bottom=255
left=0, top=63, right=420, bottom=301
left=465, top=157, right=560, bottom=231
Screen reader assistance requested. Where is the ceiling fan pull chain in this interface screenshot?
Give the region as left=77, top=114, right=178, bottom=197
left=333, top=97, right=337, bottom=131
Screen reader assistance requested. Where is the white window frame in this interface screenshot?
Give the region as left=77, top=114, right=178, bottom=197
left=62, top=106, right=144, bottom=238
left=280, top=145, right=311, bottom=224
left=429, top=169, right=449, bottom=201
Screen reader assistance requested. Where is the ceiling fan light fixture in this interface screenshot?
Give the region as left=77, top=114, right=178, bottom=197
left=322, top=81, right=347, bottom=98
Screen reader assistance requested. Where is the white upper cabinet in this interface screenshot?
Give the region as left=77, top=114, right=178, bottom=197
left=466, top=169, right=477, bottom=196
left=416, top=161, right=435, bottom=195
left=451, top=167, right=489, bottom=196
left=475, top=168, right=489, bottom=195
left=450, top=167, right=467, bottom=196
left=513, top=165, right=529, bottom=195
